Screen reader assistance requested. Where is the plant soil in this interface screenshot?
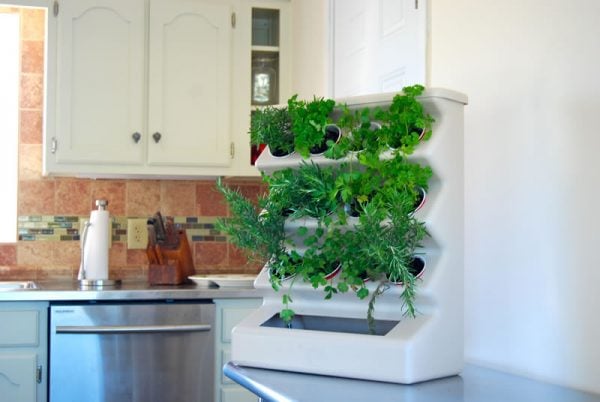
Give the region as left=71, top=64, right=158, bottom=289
left=309, top=125, right=341, bottom=155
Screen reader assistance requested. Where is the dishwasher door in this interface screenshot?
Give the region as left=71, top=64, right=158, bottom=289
left=50, top=301, right=215, bottom=402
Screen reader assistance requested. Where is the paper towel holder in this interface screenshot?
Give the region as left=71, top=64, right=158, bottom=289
left=78, top=199, right=120, bottom=288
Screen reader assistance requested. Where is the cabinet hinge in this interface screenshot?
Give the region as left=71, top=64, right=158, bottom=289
left=53, top=0, right=59, bottom=17
left=36, top=365, right=42, bottom=384
left=415, top=0, right=419, bottom=9
left=230, top=142, right=235, bottom=158
left=231, top=12, right=236, bottom=28
left=51, top=137, right=58, bottom=154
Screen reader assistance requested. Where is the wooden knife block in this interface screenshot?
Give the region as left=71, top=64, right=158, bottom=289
left=148, top=230, right=196, bottom=285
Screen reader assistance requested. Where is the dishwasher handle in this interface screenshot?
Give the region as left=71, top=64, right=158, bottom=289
left=56, top=324, right=211, bottom=334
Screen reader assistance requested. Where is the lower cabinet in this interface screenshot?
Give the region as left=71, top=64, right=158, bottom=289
left=214, top=298, right=262, bottom=402
left=0, top=302, right=48, bottom=402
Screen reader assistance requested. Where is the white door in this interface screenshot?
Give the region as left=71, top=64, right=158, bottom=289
left=147, top=0, right=233, bottom=167
left=331, top=0, right=426, bottom=97
left=54, top=0, right=145, bottom=165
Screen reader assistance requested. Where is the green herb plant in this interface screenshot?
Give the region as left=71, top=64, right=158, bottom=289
left=376, top=84, right=434, bottom=154
left=250, top=106, right=295, bottom=157
left=288, top=95, right=336, bottom=157
left=218, top=85, right=435, bottom=334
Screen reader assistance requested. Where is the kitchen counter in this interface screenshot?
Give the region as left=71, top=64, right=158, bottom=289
left=0, top=280, right=262, bottom=301
left=223, top=362, right=600, bottom=402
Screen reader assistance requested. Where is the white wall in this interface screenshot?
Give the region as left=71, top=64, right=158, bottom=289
left=290, top=0, right=328, bottom=98
left=429, top=0, right=600, bottom=393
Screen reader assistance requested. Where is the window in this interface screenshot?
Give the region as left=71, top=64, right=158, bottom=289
left=0, top=10, right=19, bottom=242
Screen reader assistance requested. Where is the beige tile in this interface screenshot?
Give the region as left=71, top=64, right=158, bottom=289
left=228, top=243, right=252, bottom=267
left=36, top=265, right=75, bottom=281
left=0, top=265, right=37, bottom=281
left=17, top=241, right=54, bottom=266
left=21, top=40, right=44, bottom=74
left=91, top=180, right=126, bottom=216
left=52, top=241, right=80, bottom=266
left=160, top=181, right=196, bottom=216
left=196, top=182, right=228, bottom=217
left=109, top=242, right=127, bottom=267
left=21, top=8, right=46, bottom=41
left=19, top=144, right=43, bottom=180
left=118, top=265, right=146, bottom=280
left=55, top=179, right=92, bottom=216
left=126, top=249, right=148, bottom=266
left=18, top=180, right=55, bottom=215
left=126, top=181, right=161, bottom=216
left=20, top=73, right=43, bottom=109
left=0, top=245, right=17, bottom=265
left=194, top=242, right=228, bottom=271
left=19, top=109, right=43, bottom=144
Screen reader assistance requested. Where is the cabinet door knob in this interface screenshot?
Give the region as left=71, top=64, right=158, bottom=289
left=152, top=132, right=162, bottom=143
left=132, top=132, right=141, bottom=143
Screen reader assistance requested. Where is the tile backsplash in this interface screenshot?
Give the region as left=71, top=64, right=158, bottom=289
left=0, top=7, right=266, bottom=281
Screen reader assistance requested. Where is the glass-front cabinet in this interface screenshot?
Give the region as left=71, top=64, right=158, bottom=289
left=249, top=3, right=290, bottom=166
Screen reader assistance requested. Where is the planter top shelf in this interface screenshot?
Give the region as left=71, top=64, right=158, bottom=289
left=255, top=87, right=468, bottom=175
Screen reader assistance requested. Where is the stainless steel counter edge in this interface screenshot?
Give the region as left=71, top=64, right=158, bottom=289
left=0, top=281, right=263, bottom=301
left=223, top=362, right=600, bottom=402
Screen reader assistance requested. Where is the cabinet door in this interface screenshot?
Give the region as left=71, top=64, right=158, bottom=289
left=54, top=0, right=145, bottom=165
left=0, top=352, right=37, bottom=402
left=148, top=0, right=233, bottom=168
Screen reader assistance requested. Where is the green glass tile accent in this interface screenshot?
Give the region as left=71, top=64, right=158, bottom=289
left=17, top=215, right=229, bottom=243
left=173, top=216, right=187, bottom=224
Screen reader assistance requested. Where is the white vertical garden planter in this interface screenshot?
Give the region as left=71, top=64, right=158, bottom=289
left=232, top=88, right=468, bottom=384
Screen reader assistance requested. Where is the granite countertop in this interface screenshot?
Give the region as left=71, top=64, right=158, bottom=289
left=223, top=362, right=600, bottom=402
left=0, top=280, right=262, bottom=302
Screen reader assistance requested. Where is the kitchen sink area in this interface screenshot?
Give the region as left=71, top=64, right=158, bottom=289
left=0, top=281, right=38, bottom=291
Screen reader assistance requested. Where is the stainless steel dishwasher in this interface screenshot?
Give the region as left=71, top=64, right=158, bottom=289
left=49, top=301, right=215, bottom=402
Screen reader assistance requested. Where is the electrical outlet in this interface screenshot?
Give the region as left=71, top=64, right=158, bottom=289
left=127, top=218, right=148, bottom=249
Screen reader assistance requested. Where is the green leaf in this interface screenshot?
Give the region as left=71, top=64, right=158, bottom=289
left=280, top=308, right=295, bottom=323
left=356, top=287, right=369, bottom=299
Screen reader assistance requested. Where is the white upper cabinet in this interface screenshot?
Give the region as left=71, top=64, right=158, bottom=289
left=147, top=0, right=232, bottom=168
left=54, top=0, right=145, bottom=166
left=46, top=0, right=290, bottom=178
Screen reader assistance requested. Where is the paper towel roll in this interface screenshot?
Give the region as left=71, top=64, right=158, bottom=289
left=81, top=209, right=110, bottom=280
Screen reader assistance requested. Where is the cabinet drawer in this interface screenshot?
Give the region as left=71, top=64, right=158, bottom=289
left=221, top=308, right=257, bottom=344
left=0, top=311, right=39, bottom=346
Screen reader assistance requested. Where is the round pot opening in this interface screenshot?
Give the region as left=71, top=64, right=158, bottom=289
left=269, top=146, right=295, bottom=158
left=268, top=255, right=300, bottom=282
left=387, top=126, right=427, bottom=150
left=391, top=255, right=426, bottom=285
left=324, top=261, right=342, bottom=280
left=309, top=124, right=341, bottom=155
left=412, top=187, right=427, bottom=214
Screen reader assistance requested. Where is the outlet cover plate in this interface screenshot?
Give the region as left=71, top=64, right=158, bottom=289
left=127, top=218, right=148, bottom=249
